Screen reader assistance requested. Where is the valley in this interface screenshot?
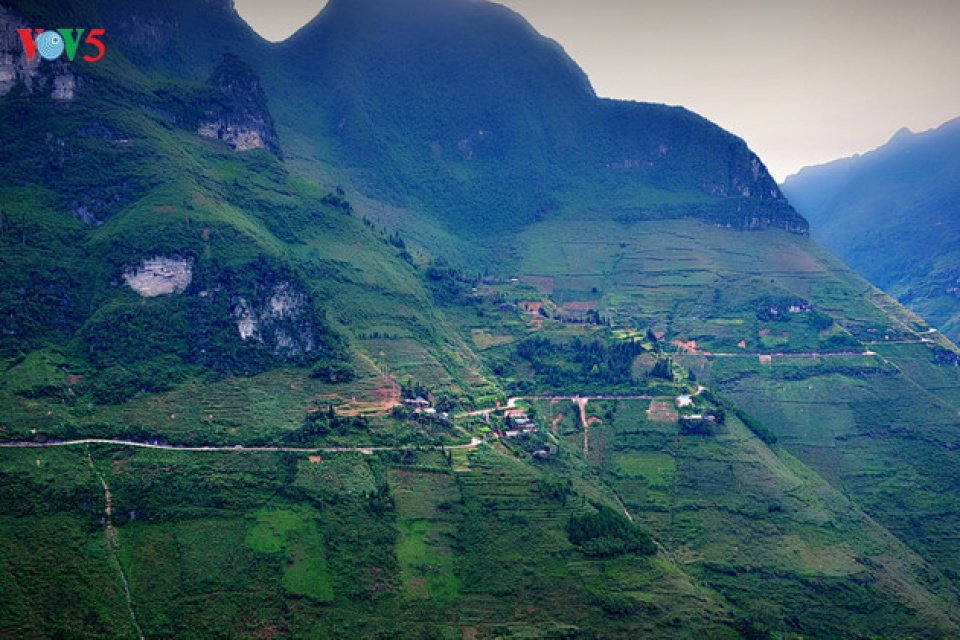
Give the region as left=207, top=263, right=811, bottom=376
left=783, top=117, right=960, bottom=343
left=2, top=0, right=960, bottom=637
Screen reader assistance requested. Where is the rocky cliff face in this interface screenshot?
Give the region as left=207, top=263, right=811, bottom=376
left=197, top=53, right=279, bottom=153
left=124, top=257, right=193, bottom=297
left=0, top=5, right=78, bottom=100
left=233, top=282, right=318, bottom=358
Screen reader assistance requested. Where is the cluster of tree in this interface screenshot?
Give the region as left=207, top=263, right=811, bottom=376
left=507, top=429, right=553, bottom=459
left=580, top=309, right=610, bottom=326
left=649, top=356, right=674, bottom=380
left=515, top=337, right=645, bottom=390
left=588, top=591, right=643, bottom=617
left=809, top=310, right=835, bottom=332
left=401, top=381, right=431, bottom=400
left=566, top=504, right=656, bottom=557
left=355, top=331, right=399, bottom=340
left=82, top=357, right=193, bottom=405
left=423, top=258, right=481, bottom=305
left=0, top=229, right=91, bottom=359
left=819, top=332, right=863, bottom=352
left=319, top=188, right=353, bottom=214
left=376, top=230, right=413, bottom=262
left=386, top=231, right=406, bottom=250
left=934, top=348, right=960, bottom=367
left=755, top=295, right=811, bottom=322
left=389, top=404, right=447, bottom=425
left=678, top=409, right=725, bottom=436
left=284, top=407, right=370, bottom=442
left=535, top=477, right=572, bottom=505
left=309, top=359, right=356, bottom=384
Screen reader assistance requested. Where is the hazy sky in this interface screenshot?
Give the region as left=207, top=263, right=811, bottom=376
left=233, top=0, right=960, bottom=181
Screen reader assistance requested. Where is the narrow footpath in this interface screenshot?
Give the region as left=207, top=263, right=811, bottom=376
left=574, top=397, right=590, bottom=458
left=86, top=449, right=144, bottom=640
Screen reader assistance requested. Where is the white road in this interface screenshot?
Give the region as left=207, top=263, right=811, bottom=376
left=0, top=437, right=485, bottom=453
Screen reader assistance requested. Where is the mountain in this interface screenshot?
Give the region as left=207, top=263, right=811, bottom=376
left=268, top=0, right=805, bottom=241
left=92, top=0, right=805, bottom=244
left=2, top=0, right=960, bottom=638
left=782, top=117, right=960, bottom=341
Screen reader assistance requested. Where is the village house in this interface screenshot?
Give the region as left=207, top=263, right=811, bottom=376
left=499, top=407, right=539, bottom=437
left=533, top=446, right=556, bottom=459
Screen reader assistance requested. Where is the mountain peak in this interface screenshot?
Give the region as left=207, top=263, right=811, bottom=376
left=198, top=52, right=280, bottom=153
left=268, top=0, right=803, bottom=236
left=887, top=126, right=916, bottom=147
left=89, top=0, right=804, bottom=237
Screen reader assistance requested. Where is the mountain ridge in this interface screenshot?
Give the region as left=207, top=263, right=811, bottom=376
left=782, top=115, right=960, bottom=340
left=270, top=0, right=805, bottom=239
left=79, top=0, right=807, bottom=243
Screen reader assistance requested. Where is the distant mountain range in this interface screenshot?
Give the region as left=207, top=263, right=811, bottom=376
left=3, top=0, right=960, bottom=637
left=782, top=117, right=960, bottom=341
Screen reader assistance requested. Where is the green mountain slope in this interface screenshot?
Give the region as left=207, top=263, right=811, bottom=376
left=0, top=0, right=495, bottom=425
left=2, top=0, right=960, bottom=638
left=782, top=117, right=960, bottom=341
left=83, top=0, right=805, bottom=244
left=271, top=0, right=805, bottom=241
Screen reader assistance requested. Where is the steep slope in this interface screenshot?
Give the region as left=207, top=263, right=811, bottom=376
left=267, top=0, right=804, bottom=242
left=782, top=117, right=960, bottom=341
left=2, top=0, right=960, bottom=638
left=0, top=0, right=493, bottom=412
left=82, top=0, right=805, bottom=245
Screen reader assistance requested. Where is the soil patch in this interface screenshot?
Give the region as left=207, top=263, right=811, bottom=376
left=646, top=399, right=677, bottom=423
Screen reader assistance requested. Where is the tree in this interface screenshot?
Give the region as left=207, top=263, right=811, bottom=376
left=566, top=505, right=656, bottom=557
left=650, top=357, right=673, bottom=380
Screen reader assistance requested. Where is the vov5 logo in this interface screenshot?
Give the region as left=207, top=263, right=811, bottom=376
left=17, top=29, right=106, bottom=63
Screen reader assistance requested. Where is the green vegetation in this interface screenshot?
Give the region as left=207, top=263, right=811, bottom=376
left=566, top=504, right=656, bottom=557
left=515, top=336, right=647, bottom=392
left=246, top=508, right=334, bottom=601
left=1, top=0, right=960, bottom=637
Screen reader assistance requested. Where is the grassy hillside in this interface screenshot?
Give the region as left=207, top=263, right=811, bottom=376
left=504, top=215, right=960, bottom=597
left=61, top=0, right=805, bottom=251
left=264, top=0, right=805, bottom=244
left=0, top=7, right=498, bottom=435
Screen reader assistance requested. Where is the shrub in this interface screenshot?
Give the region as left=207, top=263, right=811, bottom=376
left=309, top=360, right=356, bottom=384
left=86, top=365, right=140, bottom=405
left=566, top=505, right=655, bottom=557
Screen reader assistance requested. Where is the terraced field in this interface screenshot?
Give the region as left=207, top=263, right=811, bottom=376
left=581, top=398, right=960, bottom=638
